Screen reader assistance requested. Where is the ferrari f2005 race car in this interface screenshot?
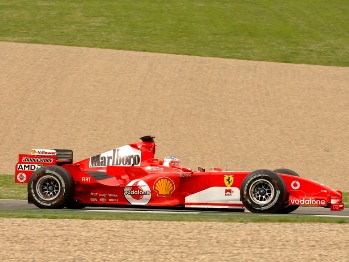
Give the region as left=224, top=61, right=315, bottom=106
left=15, top=136, right=344, bottom=213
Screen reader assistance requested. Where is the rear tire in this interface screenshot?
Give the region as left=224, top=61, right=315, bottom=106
left=28, top=166, right=74, bottom=209
left=240, top=169, right=287, bottom=213
left=274, top=168, right=300, bottom=214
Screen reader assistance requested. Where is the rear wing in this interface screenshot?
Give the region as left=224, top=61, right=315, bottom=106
left=15, top=149, right=73, bottom=183
left=15, top=136, right=155, bottom=183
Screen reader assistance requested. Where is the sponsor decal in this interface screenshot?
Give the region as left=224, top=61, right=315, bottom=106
left=109, top=198, right=118, bottom=202
left=17, top=164, right=43, bottom=171
left=17, top=173, right=26, bottom=183
left=124, top=179, right=151, bottom=205
left=22, top=157, right=53, bottom=163
left=225, top=189, right=232, bottom=196
left=100, top=198, right=106, bottom=202
left=31, top=149, right=56, bottom=156
left=90, top=198, right=98, bottom=202
left=99, top=193, right=107, bottom=197
left=153, top=177, right=175, bottom=197
left=108, top=193, right=117, bottom=197
left=291, top=180, right=300, bottom=190
left=290, top=198, right=326, bottom=206
left=145, top=166, right=164, bottom=171
left=224, top=175, right=234, bottom=187
left=180, top=173, right=191, bottom=178
left=89, top=146, right=141, bottom=167
left=185, top=187, right=242, bottom=206
left=90, top=192, right=98, bottom=196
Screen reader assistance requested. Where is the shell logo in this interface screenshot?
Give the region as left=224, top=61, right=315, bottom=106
left=154, top=177, right=175, bottom=197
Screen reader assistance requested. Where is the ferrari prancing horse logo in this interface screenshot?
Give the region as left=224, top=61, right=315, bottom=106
left=224, top=175, right=234, bottom=187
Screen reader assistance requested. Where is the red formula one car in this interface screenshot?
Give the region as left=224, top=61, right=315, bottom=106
left=15, top=136, right=344, bottom=213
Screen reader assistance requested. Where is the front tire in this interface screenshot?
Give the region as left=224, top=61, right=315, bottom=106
left=28, top=166, right=74, bottom=209
left=240, top=169, right=287, bottom=213
left=274, top=168, right=300, bottom=214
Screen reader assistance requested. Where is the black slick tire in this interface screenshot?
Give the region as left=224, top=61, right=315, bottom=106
left=240, top=169, right=287, bottom=213
left=28, top=166, right=74, bottom=209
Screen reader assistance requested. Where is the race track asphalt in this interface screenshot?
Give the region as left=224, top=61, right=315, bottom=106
left=0, top=199, right=348, bottom=218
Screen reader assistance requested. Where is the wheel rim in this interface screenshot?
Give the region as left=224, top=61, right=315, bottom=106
left=36, top=175, right=61, bottom=201
left=249, top=179, right=275, bottom=205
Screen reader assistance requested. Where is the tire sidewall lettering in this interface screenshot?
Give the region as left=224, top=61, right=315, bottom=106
left=260, top=190, right=280, bottom=210
left=241, top=170, right=286, bottom=213
left=30, top=169, right=67, bottom=207
left=243, top=173, right=263, bottom=198
left=244, top=174, right=278, bottom=208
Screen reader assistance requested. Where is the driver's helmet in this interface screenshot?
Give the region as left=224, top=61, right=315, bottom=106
left=163, top=156, right=181, bottom=168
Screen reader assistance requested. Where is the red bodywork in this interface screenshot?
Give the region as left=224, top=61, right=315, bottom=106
left=15, top=138, right=344, bottom=211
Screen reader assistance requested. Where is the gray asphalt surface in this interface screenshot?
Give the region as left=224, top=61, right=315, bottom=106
left=0, top=199, right=348, bottom=218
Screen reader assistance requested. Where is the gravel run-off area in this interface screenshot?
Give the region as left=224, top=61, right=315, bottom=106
left=0, top=218, right=349, bottom=261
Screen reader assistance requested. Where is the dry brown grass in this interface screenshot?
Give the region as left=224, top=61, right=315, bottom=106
left=1, top=42, right=348, bottom=192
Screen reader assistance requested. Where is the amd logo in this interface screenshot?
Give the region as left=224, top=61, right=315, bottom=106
left=17, top=164, right=43, bottom=171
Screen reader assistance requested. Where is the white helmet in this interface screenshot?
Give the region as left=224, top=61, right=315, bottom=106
left=163, top=156, right=181, bottom=168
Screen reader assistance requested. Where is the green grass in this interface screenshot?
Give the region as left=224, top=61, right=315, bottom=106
left=0, top=208, right=347, bottom=223
left=0, top=175, right=27, bottom=200
left=0, top=0, right=348, bottom=66
left=343, top=192, right=349, bottom=205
